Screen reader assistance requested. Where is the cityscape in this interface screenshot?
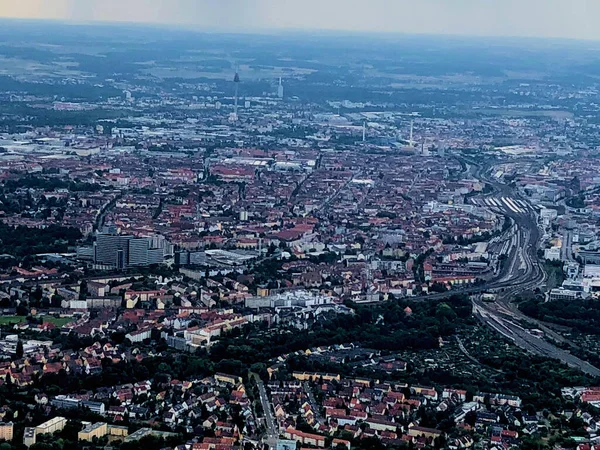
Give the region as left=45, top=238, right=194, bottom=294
left=0, top=4, right=600, bottom=450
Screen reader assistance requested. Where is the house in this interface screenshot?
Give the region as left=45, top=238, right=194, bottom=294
left=365, top=418, right=398, bottom=432
left=215, top=373, right=242, bottom=385
left=292, top=372, right=340, bottom=382
left=283, top=427, right=326, bottom=448
left=332, top=438, right=351, bottom=449
left=408, top=425, right=443, bottom=439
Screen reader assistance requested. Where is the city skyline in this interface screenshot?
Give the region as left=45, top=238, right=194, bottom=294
left=1, top=0, right=600, bottom=41
left=0, top=13, right=597, bottom=450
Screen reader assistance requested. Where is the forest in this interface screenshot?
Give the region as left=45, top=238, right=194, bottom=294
left=0, top=223, right=82, bottom=258
left=519, top=297, right=600, bottom=335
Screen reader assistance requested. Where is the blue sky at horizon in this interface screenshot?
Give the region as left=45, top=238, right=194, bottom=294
left=0, top=0, right=598, bottom=40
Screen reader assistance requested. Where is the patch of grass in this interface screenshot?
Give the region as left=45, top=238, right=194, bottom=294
left=40, top=316, right=73, bottom=327
left=544, top=261, right=566, bottom=291
left=0, top=316, right=26, bottom=325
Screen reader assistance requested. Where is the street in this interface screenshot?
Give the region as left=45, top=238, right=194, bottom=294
left=255, top=377, right=279, bottom=447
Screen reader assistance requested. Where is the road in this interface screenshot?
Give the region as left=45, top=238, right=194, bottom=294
left=473, top=300, right=600, bottom=376
left=562, top=229, right=574, bottom=262
left=316, top=171, right=358, bottom=214
left=255, top=378, right=279, bottom=446
left=94, top=191, right=123, bottom=231
left=303, top=382, right=324, bottom=425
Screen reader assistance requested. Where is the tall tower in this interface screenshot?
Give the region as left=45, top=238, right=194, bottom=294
left=362, top=121, right=366, bottom=142
left=409, top=120, right=414, bottom=147
left=233, top=71, right=240, bottom=122
left=277, top=77, right=284, bottom=99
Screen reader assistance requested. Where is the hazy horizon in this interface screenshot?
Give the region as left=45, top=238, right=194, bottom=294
left=1, top=0, right=600, bottom=41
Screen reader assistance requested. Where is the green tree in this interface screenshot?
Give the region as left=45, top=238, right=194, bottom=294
left=79, top=280, right=87, bottom=300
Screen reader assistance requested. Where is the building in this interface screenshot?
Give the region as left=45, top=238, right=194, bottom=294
left=123, top=428, right=176, bottom=443
left=276, top=439, right=296, bottom=450
left=165, top=335, right=190, bottom=352
left=128, top=237, right=150, bottom=267
left=77, top=422, right=128, bottom=442
left=292, top=372, right=340, bottom=382
left=245, top=290, right=334, bottom=309
left=473, top=393, right=522, bottom=408
left=69, top=300, right=87, bottom=309
left=94, top=233, right=131, bottom=268
left=94, top=232, right=165, bottom=269
left=35, top=417, right=67, bottom=435
left=87, top=282, right=109, bottom=297
left=76, top=246, right=95, bottom=260
left=332, top=439, right=351, bottom=450
left=283, top=428, right=326, bottom=448
left=148, top=247, right=164, bottom=265
left=408, top=425, right=443, bottom=439
left=82, top=400, right=106, bottom=415
left=51, top=395, right=81, bottom=410
left=85, top=298, right=122, bottom=309
left=565, top=262, right=580, bottom=279
left=108, top=425, right=128, bottom=438
left=215, top=373, right=242, bottom=385
left=78, top=422, right=108, bottom=442
left=540, top=208, right=558, bottom=223
left=0, top=422, right=13, bottom=441
left=365, top=417, right=398, bottom=432
left=544, top=247, right=561, bottom=261
left=549, top=287, right=582, bottom=301
left=125, top=328, right=152, bottom=343
left=23, top=428, right=36, bottom=447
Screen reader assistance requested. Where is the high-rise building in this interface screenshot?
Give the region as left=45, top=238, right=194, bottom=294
left=230, top=71, right=240, bottom=122
left=148, top=248, right=164, bottom=265
left=277, top=77, right=284, bottom=99
left=128, top=238, right=150, bottom=267
left=95, top=233, right=132, bottom=268
left=175, top=251, right=190, bottom=266
left=94, top=233, right=165, bottom=268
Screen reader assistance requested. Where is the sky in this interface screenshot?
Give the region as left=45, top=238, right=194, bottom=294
left=0, top=0, right=599, bottom=40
